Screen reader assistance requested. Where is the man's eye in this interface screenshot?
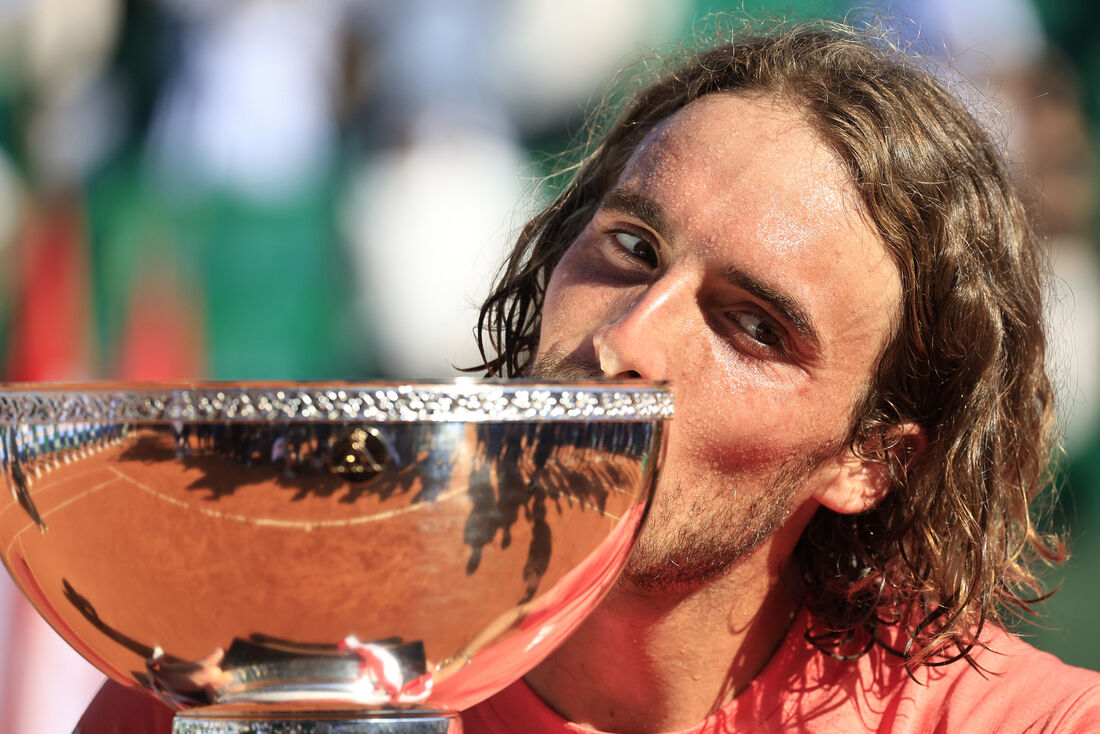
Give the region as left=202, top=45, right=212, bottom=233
left=612, top=231, right=659, bottom=268
left=732, top=310, right=783, bottom=348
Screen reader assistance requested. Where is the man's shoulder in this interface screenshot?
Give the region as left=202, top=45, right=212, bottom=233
left=924, top=626, right=1100, bottom=731
left=725, top=620, right=1100, bottom=732
left=805, top=622, right=1100, bottom=733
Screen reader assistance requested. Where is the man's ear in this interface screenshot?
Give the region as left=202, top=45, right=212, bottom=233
left=813, top=422, right=927, bottom=515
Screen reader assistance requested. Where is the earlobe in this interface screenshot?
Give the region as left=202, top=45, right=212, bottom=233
left=813, top=422, right=927, bottom=515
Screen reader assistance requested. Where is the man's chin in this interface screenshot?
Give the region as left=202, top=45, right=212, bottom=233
left=616, top=512, right=786, bottom=592
left=617, top=542, right=740, bottom=592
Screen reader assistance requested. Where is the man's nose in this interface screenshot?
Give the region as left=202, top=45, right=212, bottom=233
left=592, top=277, right=684, bottom=380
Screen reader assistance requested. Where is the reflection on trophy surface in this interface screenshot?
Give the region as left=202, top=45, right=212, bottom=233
left=0, top=381, right=671, bottom=733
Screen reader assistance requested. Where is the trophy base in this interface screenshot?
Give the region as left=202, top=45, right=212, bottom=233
left=171, top=709, right=461, bottom=734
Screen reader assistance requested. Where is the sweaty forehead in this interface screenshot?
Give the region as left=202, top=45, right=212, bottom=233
left=618, top=92, right=867, bottom=251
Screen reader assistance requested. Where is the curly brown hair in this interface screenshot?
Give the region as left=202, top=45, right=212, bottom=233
left=471, top=22, right=1064, bottom=667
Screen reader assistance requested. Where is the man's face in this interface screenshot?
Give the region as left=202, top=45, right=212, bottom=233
left=532, top=92, right=903, bottom=587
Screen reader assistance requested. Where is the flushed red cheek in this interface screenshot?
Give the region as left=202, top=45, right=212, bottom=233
left=669, top=377, right=846, bottom=476
left=669, top=410, right=801, bottom=477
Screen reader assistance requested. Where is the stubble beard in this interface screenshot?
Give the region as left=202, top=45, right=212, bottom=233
left=621, top=467, right=804, bottom=591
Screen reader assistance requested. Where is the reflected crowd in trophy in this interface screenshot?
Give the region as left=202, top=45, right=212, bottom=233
left=2, top=0, right=1100, bottom=731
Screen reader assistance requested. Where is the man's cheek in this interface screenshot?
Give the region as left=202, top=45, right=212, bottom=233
left=666, top=412, right=783, bottom=479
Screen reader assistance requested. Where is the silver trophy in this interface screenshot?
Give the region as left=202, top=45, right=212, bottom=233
left=0, top=380, right=671, bottom=733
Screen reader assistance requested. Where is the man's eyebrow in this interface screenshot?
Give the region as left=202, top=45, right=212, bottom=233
left=724, top=267, right=822, bottom=354
left=601, top=189, right=673, bottom=243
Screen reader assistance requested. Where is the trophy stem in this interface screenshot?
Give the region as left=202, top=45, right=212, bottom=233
left=171, top=709, right=461, bottom=734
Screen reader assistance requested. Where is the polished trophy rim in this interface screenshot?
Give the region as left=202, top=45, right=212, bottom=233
left=0, top=379, right=674, bottom=425
left=170, top=709, right=460, bottom=734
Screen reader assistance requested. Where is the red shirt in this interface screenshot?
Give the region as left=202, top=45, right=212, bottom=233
left=78, top=612, right=1100, bottom=733
left=463, top=611, right=1100, bottom=733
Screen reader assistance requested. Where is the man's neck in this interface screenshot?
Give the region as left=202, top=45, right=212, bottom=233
left=523, top=546, right=803, bottom=733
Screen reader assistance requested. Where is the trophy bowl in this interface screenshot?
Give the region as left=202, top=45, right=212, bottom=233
left=0, top=380, right=671, bottom=733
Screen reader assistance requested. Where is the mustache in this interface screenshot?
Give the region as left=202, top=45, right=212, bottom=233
left=523, top=351, right=604, bottom=381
